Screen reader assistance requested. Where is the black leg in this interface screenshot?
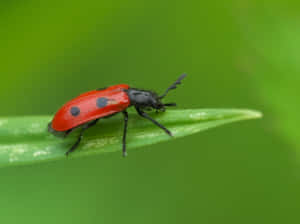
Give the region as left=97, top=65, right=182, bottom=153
left=122, top=111, right=129, bottom=157
left=66, top=119, right=99, bottom=156
left=63, top=129, right=74, bottom=138
left=135, top=107, right=172, bottom=136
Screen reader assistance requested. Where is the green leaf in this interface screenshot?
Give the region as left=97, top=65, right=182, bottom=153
left=0, top=109, right=262, bottom=167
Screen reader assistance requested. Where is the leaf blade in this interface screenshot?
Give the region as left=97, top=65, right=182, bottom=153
left=0, top=109, right=262, bottom=167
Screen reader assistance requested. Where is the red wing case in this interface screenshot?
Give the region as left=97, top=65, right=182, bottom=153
left=51, top=84, right=130, bottom=131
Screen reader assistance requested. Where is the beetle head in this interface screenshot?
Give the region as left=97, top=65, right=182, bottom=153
left=127, top=74, right=186, bottom=111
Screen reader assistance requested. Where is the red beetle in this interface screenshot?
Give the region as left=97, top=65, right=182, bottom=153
left=48, top=74, right=187, bottom=156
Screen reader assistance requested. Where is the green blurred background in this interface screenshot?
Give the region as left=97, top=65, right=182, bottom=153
left=1, top=0, right=299, bottom=223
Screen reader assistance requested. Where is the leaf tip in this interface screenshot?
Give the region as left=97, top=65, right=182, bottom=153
left=242, top=109, right=263, bottom=120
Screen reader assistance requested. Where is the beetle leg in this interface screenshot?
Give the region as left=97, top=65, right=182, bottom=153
left=66, top=119, right=99, bottom=156
left=122, top=110, right=129, bottom=157
left=63, top=128, right=74, bottom=138
left=135, top=107, right=172, bottom=136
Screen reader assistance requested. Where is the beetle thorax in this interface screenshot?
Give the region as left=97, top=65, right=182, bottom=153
left=126, top=88, right=162, bottom=109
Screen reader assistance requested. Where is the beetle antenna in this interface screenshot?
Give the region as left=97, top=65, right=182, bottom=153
left=159, top=74, right=187, bottom=99
left=164, top=103, right=177, bottom=107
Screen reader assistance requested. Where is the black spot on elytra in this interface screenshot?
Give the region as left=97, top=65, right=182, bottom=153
left=97, top=97, right=108, bottom=108
left=70, top=106, right=80, bottom=117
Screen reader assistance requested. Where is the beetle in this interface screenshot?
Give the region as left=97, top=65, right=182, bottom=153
left=48, top=74, right=187, bottom=157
